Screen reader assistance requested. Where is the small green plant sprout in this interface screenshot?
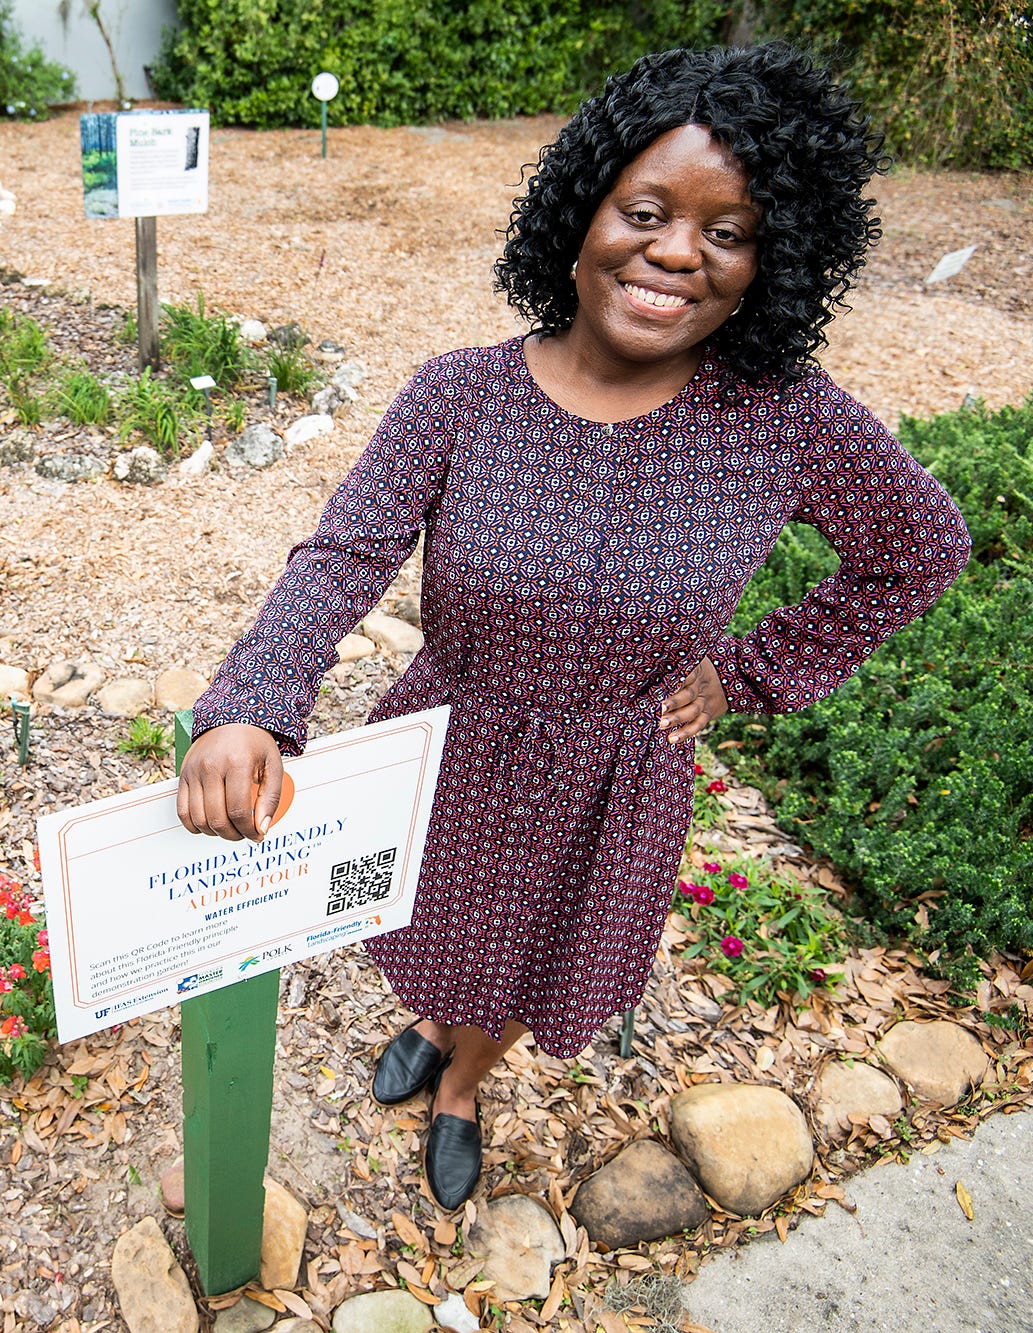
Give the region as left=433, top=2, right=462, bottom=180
left=223, top=396, right=246, bottom=433
left=117, top=716, right=173, bottom=762
left=673, top=851, right=846, bottom=1008
left=263, top=339, right=317, bottom=397
left=46, top=366, right=112, bottom=426
left=118, top=310, right=138, bottom=345
left=117, top=368, right=198, bottom=455
left=161, top=291, right=248, bottom=387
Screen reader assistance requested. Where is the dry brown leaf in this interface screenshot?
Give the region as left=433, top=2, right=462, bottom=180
left=956, top=1180, right=974, bottom=1221
left=433, top=1218, right=457, bottom=1247
left=404, top=1284, right=440, bottom=1306
left=243, top=1288, right=287, bottom=1312
left=616, top=1254, right=652, bottom=1271
left=273, top=1290, right=314, bottom=1319
left=397, top=1260, right=425, bottom=1287
left=540, top=1271, right=566, bottom=1323
left=774, top=1215, right=789, bottom=1244
left=391, top=1211, right=427, bottom=1252
left=9, top=1138, right=21, bottom=1166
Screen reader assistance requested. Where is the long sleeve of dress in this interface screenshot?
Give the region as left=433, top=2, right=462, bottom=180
left=706, top=385, right=971, bottom=715
left=191, top=359, right=456, bottom=752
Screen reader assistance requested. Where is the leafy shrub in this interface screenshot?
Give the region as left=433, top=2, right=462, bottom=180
left=0, top=0, right=76, bottom=121
left=722, top=398, right=1033, bottom=986
left=151, top=0, right=725, bottom=128
left=756, top=0, right=1033, bottom=168
left=0, top=874, right=54, bottom=1084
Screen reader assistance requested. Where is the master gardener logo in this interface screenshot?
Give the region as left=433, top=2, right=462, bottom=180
left=238, top=956, right=260, bottom=972
left=177, top=967, right=224, bottom=994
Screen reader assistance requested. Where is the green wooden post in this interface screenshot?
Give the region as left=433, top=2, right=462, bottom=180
left=619, top=1007, right=635, bottom=1058
left=175, top=710, right=280, bottom=1295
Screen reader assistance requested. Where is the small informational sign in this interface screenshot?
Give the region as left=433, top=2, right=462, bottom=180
left=80, top=109, right=210, bottom=220
left=38, top=707, right=450, bottom=1042
left=311, top=72, right=340, bottom=102
left=925, top=244, right=976, bottom=284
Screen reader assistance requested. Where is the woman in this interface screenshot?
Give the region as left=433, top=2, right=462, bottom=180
left=178, top=42, right=971, bottom=1212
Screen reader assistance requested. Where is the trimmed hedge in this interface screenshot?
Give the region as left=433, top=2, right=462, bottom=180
left=150, top=0, right=725, bottom=128
left=724, top=398, right=1033, bottom=986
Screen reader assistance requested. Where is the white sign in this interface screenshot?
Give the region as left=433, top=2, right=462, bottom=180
left=926, top=244, right=976, bottom=284
left=311, top=72, right=340, bottom=102
left=81, top=109, right=210, bottom=220
left=38, top=707, right=450, bottom=1042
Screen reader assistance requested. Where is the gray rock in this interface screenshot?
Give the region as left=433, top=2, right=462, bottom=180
left=466, top=1195, right=565, bottom=1301
left=571, top=1139, right=708, bottom=1250
left=393, top=595, right=422, bottom=629
left=13, top=1291, right=58, bottom=1327
left=331, top=1289, right=433, bottom=1333
left=214, top=1296, right=276, bottom=1332
left=33, top=659, right=106, bottom=708
left=876, top=1020, right=988, bottom=1106
left=432, top=1293, right=480, bottom=1333
left=268, top=322, right=309, bottom=349
left=224, top=424, right=284, bottom=470
left=96, top=677, right=153, bottom=717
left=0, top=430, right=35, bottom=467
left=111, top=1215, right=199, bottom=1333
left=360, top=610, right=424, bottom=656
left=814, top=1060, right=904, bottom=1139
left=284, top=413, right=334, bottom=447
left=179, top=441, right=214, bottom=476
left=113, top=446, right=167, bottom=485
left=331, top=362, right=364, bottom=394
left=35, top=452, right=105, bottom=483
left=272, top=1321, right=321, bottom=1332
left=239, top=319, right=268, bottom=343
left=670, top=1083, right=814, bottom=1217
left=310, top=386, right=339, bottom=415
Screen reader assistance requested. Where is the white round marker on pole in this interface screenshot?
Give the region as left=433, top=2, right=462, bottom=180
left=311, top=73, right=339, bottom=159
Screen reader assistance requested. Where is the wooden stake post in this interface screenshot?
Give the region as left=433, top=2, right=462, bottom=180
left=134, top=216, right=159, bottom=372
left=174, top=711, right=280, bottom=1295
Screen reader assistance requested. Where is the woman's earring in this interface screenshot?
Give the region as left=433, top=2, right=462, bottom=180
left=570, top=260, right=578, bottom=282
left=730, top=297, right=744, bottom=317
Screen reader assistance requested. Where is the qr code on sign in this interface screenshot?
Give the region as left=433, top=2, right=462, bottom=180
left=326, top=847, right=397, bottom=916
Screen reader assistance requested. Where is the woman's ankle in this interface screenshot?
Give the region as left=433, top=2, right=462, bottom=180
left=414, top=1018, right=453, bottom=1053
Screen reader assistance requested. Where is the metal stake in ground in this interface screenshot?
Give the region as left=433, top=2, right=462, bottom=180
left=175, top=710, right=280, bottom=1295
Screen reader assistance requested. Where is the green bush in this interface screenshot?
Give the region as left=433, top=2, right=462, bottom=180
left=756, top=0, right=1033, bottom=168
left=0, top=0, right=76, bottom=121
left=722, top=398, right=1033, bottom=987
left=151, top=0, right=725, bottom=128
left=161, top=291, right=249, bottom=388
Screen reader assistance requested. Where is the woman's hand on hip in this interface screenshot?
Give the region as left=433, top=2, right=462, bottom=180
left=176, top=723, right=283, bottom=842
left=659, top=658, right=729, bottom=746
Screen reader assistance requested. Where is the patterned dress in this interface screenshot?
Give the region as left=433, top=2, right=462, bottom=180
left=192, top=337, right=970, bottom=1057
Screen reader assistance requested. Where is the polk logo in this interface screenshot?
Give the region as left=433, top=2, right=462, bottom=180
left=238, top=956, right=260, bottom=972
left=261, top=944, right=294, bottom=962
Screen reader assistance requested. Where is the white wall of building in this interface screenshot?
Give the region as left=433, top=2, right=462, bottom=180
left=10, top=0, right=180, bottom=103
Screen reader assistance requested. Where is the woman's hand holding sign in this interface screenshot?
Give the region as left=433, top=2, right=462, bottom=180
left=177, top=724, right=285, bottom=842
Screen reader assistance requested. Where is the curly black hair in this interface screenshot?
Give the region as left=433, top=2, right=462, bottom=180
left=494, top=42, right=889, bottom=383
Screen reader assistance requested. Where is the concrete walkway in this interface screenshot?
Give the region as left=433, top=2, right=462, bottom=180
left=684, top=1110, right=1032, bottom=1333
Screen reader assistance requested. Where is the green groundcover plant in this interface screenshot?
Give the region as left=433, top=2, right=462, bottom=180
left=0, top=871, right=55, bottom=1083
left=722, top=397, right=1033, bottom=987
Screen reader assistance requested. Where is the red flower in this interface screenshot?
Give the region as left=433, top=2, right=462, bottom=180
left=0, top=978, right=12, bottom=994
left=677, top=879, right=693, bottom=898
left=720, top=935, right=745, bottom=958
left=691, top=884, right=715, bottom=905
left=37, top=930, right=48, bottom=948
left=8, top=963, right=25, bottom=980
left=693, top=762, right=704, bottom=776
left=728, top=872, right=749, bottom=890
left=809, top=968, right=828, bottom=984
left=0, top=1015, right=27, bottom=1039
left=706, top=779, right=728, bottom=794
left=702, top=861, right=721, bottom=874
left=31, top=948, right=50, bottom=975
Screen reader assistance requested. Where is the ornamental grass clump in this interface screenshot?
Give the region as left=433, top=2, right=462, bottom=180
left=0, top=872, right=55, bottom=1083
left=672, top=854, right=845, bottom=1007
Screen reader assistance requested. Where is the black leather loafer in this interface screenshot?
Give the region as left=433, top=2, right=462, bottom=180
left=372, top=1023, right=453, bottom=1107
left=425, top=1098, right=482, bottom=1212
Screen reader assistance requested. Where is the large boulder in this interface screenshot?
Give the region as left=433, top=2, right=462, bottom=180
left=571, top=1138, right=708, bottom=1249
left=876, top=1020, right=987, bottom=1106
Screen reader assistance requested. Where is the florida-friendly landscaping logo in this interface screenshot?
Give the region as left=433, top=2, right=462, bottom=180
left=238, top=956, right=260, bottom=972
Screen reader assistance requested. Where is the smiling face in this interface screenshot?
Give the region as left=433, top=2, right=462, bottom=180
left=569, top=123, right=760, bottom=378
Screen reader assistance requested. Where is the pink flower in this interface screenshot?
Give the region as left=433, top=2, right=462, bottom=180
left=8, top=964, right=25, bottom=980
left=702, top=861, right=721, bottom=874
left=728, top=872, right=749, bottom=890
left=720, top=935, right=745, bottom=958
left=706, top=779, right=728, bottom=794
left=37, top=930, right=48, bottom=948
left=809, top=968, right=828, bottom=984
left=0, top=1015, right=26, bottom=1039
left=0, top=978, right=12, bottom=993
left=691, top=884, right=715, bottom=905
left=677, top=879, right=693, bottom=898
left=693, top=762, right=704, bottom=776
